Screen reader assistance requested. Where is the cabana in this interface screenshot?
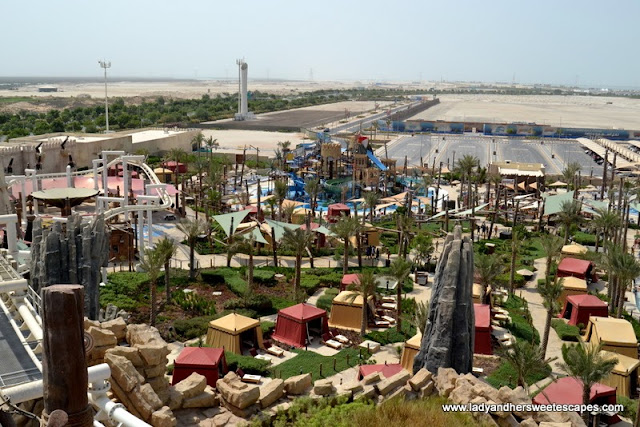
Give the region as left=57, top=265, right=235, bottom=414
left=582, top=316, right=638, bottom=359
left=559, top=294, right=608, bottom=327
left=600, top=350, right=640, bottom=398
left=340, top=273, right=360, bottom=292
left=561, top=244, right=588, bottom=256
left=474, top=304, right=492, bottom=355
left=533, top=377, right=619, bottom=424
left=271, top=303, right=329, bottom=348
left=328, top=291, right=374, bottom=332
left=558, top=277, right=588, bottom=305
left=171, top=347, right=227, bottom=387
left=358, top=364, right=404, bottom=380
left=472, top=283, right=484, bottom=304
left=557, top=257, right=595, bottom=282
left=400, top=333, right=421, bottom=372
left=327, top=203, right=351, bottom=223
left=205, top=313, right=265, bottom=355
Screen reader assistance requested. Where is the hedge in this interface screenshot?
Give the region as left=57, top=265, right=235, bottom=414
left=173, top=315, right=217, bottom=340
left=487, top=360, right=551, bottom=389
left=225, top=351, right=270, bottom=376
left=550, top=319, right=580, bottom=341
left=201, top=268, right=248, bottom=296
left=253, top=269, right=276, bottom=286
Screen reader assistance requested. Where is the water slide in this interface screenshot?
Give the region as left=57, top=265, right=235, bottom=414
left=367, top=150, right=388, bottom=171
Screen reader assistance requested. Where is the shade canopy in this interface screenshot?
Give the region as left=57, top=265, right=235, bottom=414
left=583, top=316, right=638, bottom=359
left=600, top=350, right=640, bottom=397
left=562, top=244, right=588, bottom=255
left=560, top=294, right=608, bottom=327
left=533, top=377, right=616, bottom=406
left=205, top=313, right=264, bottom=354
left=341, top=273, right=360, bottom=291
left=172, top=347, right=227, bottom=387
left=264, top=219, right=301, bottom=242
left=212, top=210, right=251, bottom=237
left=558, top=258, right=593, bottom=280
left=31, top=187, right=99, bottom=208
left=543, top=191, right=575, bottom=216
left=549, top=180, right=568, bottom=187
left=328, top=291, right=373, bottom=331
left=474, top=304, right=492, bottom=355
left=271, top=303, right=329, bottom=348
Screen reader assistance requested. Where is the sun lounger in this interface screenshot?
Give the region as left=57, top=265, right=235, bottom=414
left=381, top=296, right=396, bottom=303
left=325, top=339, right=342, bottom=349
left=266, top=346, right=284, bottom=357
left=334, top=334, right=350, bottom=344
left=255, top=354, right=272, bottom=363
left=381, top=303, right=397, bottom=310
left=242, top=374, right=262, bottom=384
left=381, top=315, right=396, bottom=324
left=374, top=319, right=390, bottom=327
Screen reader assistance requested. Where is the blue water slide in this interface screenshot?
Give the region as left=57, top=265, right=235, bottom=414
left=367, top=151, right=388, bottom=171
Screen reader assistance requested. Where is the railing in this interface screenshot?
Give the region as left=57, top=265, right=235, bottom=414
left=25, top=286, right=41, bottom=317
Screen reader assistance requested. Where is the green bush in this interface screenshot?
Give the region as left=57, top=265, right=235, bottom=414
left=200, top=269, right=227, bottom=285
left=173, top=292, right=216, bottom=316
left=300, top=276, right=322, bottom=294
left=623, top=313, right=640, bottom=341
left=225, top=351, right=270, bottom=376
left=100, top=272, right=151, bottom=310
left=401, top=297, right=417, bottom=315
left=253, top=269, right=276, bottom=286
left=215, top=308, right=258, bottom=319
left=550, top=319, right=580, bottom=341
left=246, top=294, right=273, bottom=313
left=364, top=323, right=415, bottom=345
left=487, top=360, right=551, bottom=389
left=572, top=231, right=596, bottom=246
left=223, top=298, right=244, bottom=310
left=617, top=395, right=637, bottom=421
left=173, top=315, right=217, bottom=340
left=317, top=296, right=336, bottom=312
left=261, top=321, right=275, bottom=336
left=504, top=295, right=540, bottom=344
left=269, top=296, right=297, bottom=311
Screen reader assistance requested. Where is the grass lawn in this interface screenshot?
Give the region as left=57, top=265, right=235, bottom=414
left=272, top=348, right=371, bottom=381
left=550, top=319, right=580, bottom=341
left=503, top=295, right=540, bottom=344
left=486, top=360, right=551, bottom=389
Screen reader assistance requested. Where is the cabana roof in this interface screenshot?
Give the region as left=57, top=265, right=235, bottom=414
left=208, top=313, right=259, bottom=335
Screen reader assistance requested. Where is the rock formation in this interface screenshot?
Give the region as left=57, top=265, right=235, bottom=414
left=30, top=213, right=109, bottom=319
left=413, top=225, right=474, bottom=375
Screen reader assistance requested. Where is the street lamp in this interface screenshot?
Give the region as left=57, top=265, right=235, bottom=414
left=98, top=60, right=111, bottom=133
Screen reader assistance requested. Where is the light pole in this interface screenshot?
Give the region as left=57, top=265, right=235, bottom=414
left=98, top=60, right=111, bottom=133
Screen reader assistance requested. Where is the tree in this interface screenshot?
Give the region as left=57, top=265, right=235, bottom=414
left=227, top=233, right=256, bottom=289
left=304, top=178, right=320, bottom=217
left=281, top=228, right=313, bottom=298
left=538, top=277, right=565, bottom=358
left=497, top=340, right=548, bottom=394
left=168, top=148, right=186, bottom=185
left=560, top=343, right=617, bottom=424
left=607, top=247, right=640, bottom=318
left=412, top=232, right=434, bottom=270
left=411, top=301, right=429, bottom=334
left=390, top=257, right=412, bottom=332
left=346, top=270, right=377, bottom=336
left=539, top=234, right=563, bottom=282
left=556, top=200, right=582, bottom=245
left=331, top=214, right=360, bottom=275
left=138, top=247, right=164, bottom=326
left=274, top=180, right=288, bottom=220
left=397, top=214, right=415, bottom=258
left=590, top=207, right=622, bottom=253
left=561, top=162, right=582, bottom=190
left=155, top=237, right=178, bottom=304
left=474, top=253, right=504, bottom=304
left=508, top=228, right=523, bottom=295
left=363, top=191, right=380, bottom=224
left=177, top=218, right=206, bottom=280
left=456, top=154, right=479, bottom=240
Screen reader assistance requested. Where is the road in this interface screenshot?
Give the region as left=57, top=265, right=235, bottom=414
left=384, top=134, right=604, bottom=175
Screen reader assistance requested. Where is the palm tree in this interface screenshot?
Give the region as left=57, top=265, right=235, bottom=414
left=560, top=343, right=617, bottom=424
left=456, top=154, right=479, bottom=240
left=177, top=218, right=206, bottom=280
left=331, top=214, right=360, bottom=275
left=561, top=162, right=582, bottom=190
left=608, top=248, right=640, bottom=318
left=168, top=148, right=186, bottom=185
left=397, top=214, right=415, bottom=258
left=281, top=228, right=313, bottom=299
left=227, top=233, right=256, bottom=289
left=508, top=228, right=523, bottom=295
left=474, top=253, right=504, bottom=304
left=412, top=232, right=434, bottom=270
left=274, top=180, right=288, bottom=220
left=281, top=203, right=297, bottom=224
left=411, top=301, right=429, bottom=334
left=346, top=270, right=377, bottom=336
left=204, top=136, right=218, bottom=161
left=539, top=234, right=563, bottom=281
left=556, top=200, right=582, bottom=245
left=538, top=277, right=565, bottom=358
left=363, top=191, right=380, bottom=224
left=304, top=178, right=320, bottom=217
left=590, top=207, right=622, bottom=252
left=138, top=247, right=164, bottom=326
left=390, top=257, right=412, bottom=332
left=497, top=340, right=548, bottom=394
left=155, top=237, right=178, bottom=304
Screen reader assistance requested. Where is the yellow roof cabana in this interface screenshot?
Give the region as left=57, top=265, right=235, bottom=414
left=600, top=350, right=640, bottom=397
left=562, top=244, right=588, bottom=256
left=205, top=313, right=264, bottom=354
left=400, top=332, right=422, bottom=372
left=328, top=291, right=374, bottom=332
left=582, top=317, right=638, bottom=359
left=559, top=277, right=588, bottom=304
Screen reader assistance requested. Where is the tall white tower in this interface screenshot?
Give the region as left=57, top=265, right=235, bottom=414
left=235, top=59, right=254, bottom=121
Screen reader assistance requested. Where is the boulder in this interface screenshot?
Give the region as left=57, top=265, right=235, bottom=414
left=87, top=326, right=117, bottom=348
left=126, top=324, right=165, bottom=346
left=183, top=385, right=219, bottom=408
left=105, top=346, right=144, bottom=367
left=147, top=376, right=169, bottom=395
left=217, top=378, right=259, bottom=409
left=101, top=317, right=127, bottom=341
left=105, top=353, right=144, bottom=392
left=520, top=419, right=538, bottom=427
left=362, top=372, right=382, bottom=385
left=84, top=317, right=101, bottom=329
left=435, top=367, right=459, bottom=397
left=408, top=368, right=432, bottom=391
left=313, top=379, right=335, bottom=396
left=145, top=364, right=167, bottom=378
left=354, top=384, right=377, bottom=400
left=496, top=414, right=520, bottom=427
left=385, top=384, right=407, bottom=400
left=376, top=371, right=411, bottom=396
left=419, top=380, right=435, bottom=398
left=212, top=411, right=232, bottom=427
left=449, top=379, right=475, bottom=404
left=259, top=379, right=284, bottom=408
left=175, top=373, right=207, bottom=399
left=151, top=406, right=176, bottom=427
left=538, top=423, right=571, bottom=427
left=221, top=401, right=259, bottom=418
left=139, top=383, right=163, bottom=411
left=498, top=386, right=533, bottom=417
left=471, top=382, right=500, bottom=403
left=284, top=373, right=312, bottom=395
left=343, top=382, right=364, bottom=394
left=167, top=387, right=183, bottom=411
left=128, top=386, right=156, bottom=420
left=138, top=343, right=170, bottom=366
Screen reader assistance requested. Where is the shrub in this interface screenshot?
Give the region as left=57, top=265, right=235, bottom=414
left=215, top=308, right=257, bottom=319
left=226, top=275, right=248, bottom=296
left=487, top=360, right=551, bottom=389
left=300, top=276, right=321, bottom=294
left=173, top=292, right=216, bottom=316
left=223, top=298, right=244, bottom=310
left=173, top=315, right=217, bottom=340
left=246, top=294, right=273, bottom=313
left=364, top=323, right=415, bottom=345
left=253, top=269, right=276, bottom=286
left=617, top=395, right=637, bottom=421
left=269, top=296, right=296, bottom=311
left=550, top=319, right=580, bottom=341
left=401, top=297, right=417, bottom=315
left=100, top=272, right=151, bottom=310
left=200, top=269, right=227, bottom=285
left=261, top=321, right=275, bottom=336
left=225, top=351, right=270, bottom=376
left=317, top=294, right=336, bottom=312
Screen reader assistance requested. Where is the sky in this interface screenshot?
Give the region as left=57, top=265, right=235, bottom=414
left=3, top=0, right=639, bottom=88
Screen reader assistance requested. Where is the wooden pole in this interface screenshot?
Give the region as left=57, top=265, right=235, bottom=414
left=41, top=285, right=93, bottom=427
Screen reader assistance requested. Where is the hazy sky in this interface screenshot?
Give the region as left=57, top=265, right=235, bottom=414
left=3, top=0, right=639, bottom=87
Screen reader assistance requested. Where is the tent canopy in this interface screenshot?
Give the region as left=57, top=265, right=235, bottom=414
left=264, top=219, right=301, bottom=242
left=400, top=333, right=422, bottom=372
left=561, top=277, right=588, bottom=291
left=567, top=294, right=607, bottom=308
left=543, top=191, right=575, bottom=216
left=474, top=304, right=491, bottom=331
left=533, top=377, right=615, bottom=405
left=558, top=258, right=593, bottom=279
left=342, top=273, right=360, bottom=286
left=209, top=313, right=260, bottom=334
left=333, top=291, right=366, bottom=306
left=601, top=350, right=640, bottom=376
left=212, top=210, right=251, bottom=237
left=562, top=244, right=588, bottom=255
left=584, top=316, right=637, bottom=349
left=272, top=303, right=328, bottom=348
left=278, top=303, right=326, bottom=322
left=172, top=347, right=227, bottom=387
left=206, top=313, right=264, bottom=354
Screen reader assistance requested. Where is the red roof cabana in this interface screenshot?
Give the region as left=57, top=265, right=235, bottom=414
left=271, top=303, right=329, bottom=348
left=161, top=161, right=187, bottom=173
left=340, top=273, right=360, bottom=292
left=559, top=294, right=609, bottom=327
left=474, top=303, right=492, bottom=355
left=358, top=364, right=404, bottom=380
left=557, top=257, right=595, bottom=281
left=533, top=377, right=619, bottom=424
left=327, top=203, right=351, bottom=223
left=171, top=347, right=227, bottom=387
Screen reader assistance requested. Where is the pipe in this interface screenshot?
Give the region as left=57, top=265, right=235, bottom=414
left=0, top=279, right=28, bottom=293
left=14, top=297, right=43, bottom=341
left=0, top=297, right=41, bottom=372
left=91, top=393, right=151, bottom=427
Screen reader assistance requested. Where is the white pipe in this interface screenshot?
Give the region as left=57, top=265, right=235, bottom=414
left=92, top=160, right=100, bottom=191
left=2, top=364, right=111, bottom=404
left=20, top=180, right=27, bottom=223
left=91, top=393, right=152, bottom=427
left=101, top=153, right=108, bottom=197
left=0, top=278, right=28, bottom=293
left=122, top=158, right=128, bottom=207
left=137, top=207, right=144, bottom=253
left=14, top=296, right=43, bottom=341
left=0, top=297, right=42, bottom=372
left=66, top=165, right=72, bottom=187
left=147, top=207, right=152, bottom=248
left=94, top=421, right=106, bottom=427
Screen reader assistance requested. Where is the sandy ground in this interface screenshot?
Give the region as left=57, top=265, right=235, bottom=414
left=409, top=94, right=640, bottom=130
left=200, top=129, right=308, bottom=155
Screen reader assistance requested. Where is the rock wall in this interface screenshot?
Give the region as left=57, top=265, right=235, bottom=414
left=30, top=214, right=109, bottom=319
left=413, top=225, right=474, bottom=375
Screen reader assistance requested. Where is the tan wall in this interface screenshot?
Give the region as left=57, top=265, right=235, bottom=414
left=0, top=138, right=79, bottom=174
left=134, top=129, right=199, bottom=155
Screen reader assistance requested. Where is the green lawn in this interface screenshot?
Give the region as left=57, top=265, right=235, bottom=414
left=486, top=360, right=551, bottom=389
left=550, top=319, right=580, bottom=341
left=272, top=348, right=371, bottom=381
left=503, top=295, right=540, bottom=344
